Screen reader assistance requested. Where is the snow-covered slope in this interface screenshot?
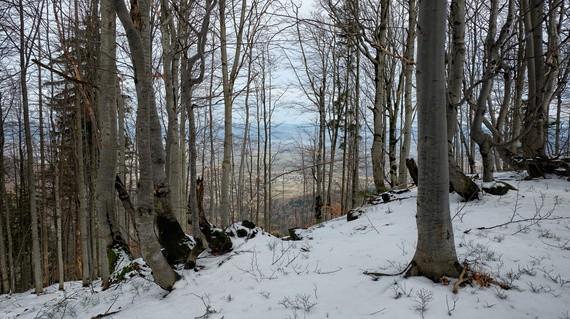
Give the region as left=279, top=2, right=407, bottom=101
left=2, top=172, right=570, bottom=319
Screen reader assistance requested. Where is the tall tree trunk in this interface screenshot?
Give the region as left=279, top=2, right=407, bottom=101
left=54, top=148, right=64, bottom=290
left=511, top=18, right=525, bottom=155
left=471, top=0, right=514, bottom=182
left=208, top=45, right=216, bottom=222
left=371, top=55, right=387, bottom=192
left=447, top=0, right=480, bottom=198
left=407, top=0, right=461, bottom=280
left=255, top=86, right=261, bottom=225
left=398, top=0, right=417, bottom=187
left=95, top=0, right=119, bottom=287
left=521, top=0, right=547, bottom=163
left=112, top=0, right=178, bottom=290
left=0, top=100, right=9, bottom=293
left=19, top=0, right=42, bottom=293
left=350, top=44, right=360, bottom=208
left=161, top=0, right=184, bottom=226
left=238, top=51, right=253, bottom=221
left=218, top=0, right=247, bottom=227
left=219, top=0, right=233, bottom=228
left=179, top=0, right=215, bottom=243
left=116, top=83, right=127, bottom=233
left=74, top=89, right=91, bottom=287
left=372, top=0, right=389, bottom=193
left=554, top=92, right=562, bottom=155
left=37, top=50, right=49, bottom=287
left=186, top=96, right=200, bottom=235
left=326, top=50, right=341, bottom=209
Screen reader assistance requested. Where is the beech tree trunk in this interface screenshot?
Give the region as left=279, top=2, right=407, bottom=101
left=112, top=0, right=178, bottom=290
left=521, top=0, right=547, bottom=161
left=407, top=0, right=461, bottom=280
left=470, top=0, right=514, bottom=183
left=219, top=0, right=247, bottom=227
left=74, top=87, right=91, bottom=287
left=447, top=0, right=480, bottom=199
left=95, top=0, right=120, bottom=287
left=160, top=0, right=184, bottom=226
left=397, top=0, right=416, bottom=187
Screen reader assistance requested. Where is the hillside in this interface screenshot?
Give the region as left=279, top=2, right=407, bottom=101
left=1, top=172, right=569, bottom=319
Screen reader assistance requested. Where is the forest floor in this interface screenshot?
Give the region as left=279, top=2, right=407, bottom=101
left=2, top=172, right=570, bottom=319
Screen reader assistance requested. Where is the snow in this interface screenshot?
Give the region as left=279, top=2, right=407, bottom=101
left=2, top=172, right=570, bottom=319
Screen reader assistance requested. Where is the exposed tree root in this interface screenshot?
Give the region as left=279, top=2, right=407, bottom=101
left=363, top=262, right=413, bottom=279
left=91, top=310, right=121, bottom=318
left=404, top=261, right=463, bottom=283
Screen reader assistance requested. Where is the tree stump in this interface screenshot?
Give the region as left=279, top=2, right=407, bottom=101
left=196, top=178, right=232, bottom=255
left=288, top=228, right=304, bottom=241
left=347, top=209, right=363, bottom=222
left=405, top=158, right=419, bottom=186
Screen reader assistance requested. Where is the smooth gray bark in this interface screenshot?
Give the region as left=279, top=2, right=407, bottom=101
left=74, top=87, right=91, bottom=287
left=470, top=0, right=514, bottom=182
left=160, top=0, right=184, bottom=226
left=95, top=0, right=119, bottom=287
left=112, top=0, right=178, bottom=290
left=219, top=0, right=247, bottom=227
left=446, top=0, right=480, bottom=197
left=407, top=0, right=460, bottom=280
left=397, top=0, right=416, bottom=187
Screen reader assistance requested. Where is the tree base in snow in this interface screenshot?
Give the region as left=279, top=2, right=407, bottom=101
left=513, top=157, right=570, bottom=179
left=201, top=226, right=232, bottom=255
left=157, top=215, right=193, bottom=265
left=404, top=260, right=463, bottom=283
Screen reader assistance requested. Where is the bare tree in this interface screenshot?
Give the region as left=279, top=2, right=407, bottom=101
left=112, top=0, right=178, bottom=290
left=94, top=0, right=121, bottom=287
left=446, top=0, right=479, bottom=198
left=0, top=94, right=9, bottom=293
left=18, top=0, right=43, bottom=293
left=397, top=0, right=417, bottom=187
left=470, top=0, right=514, bottom=182
left=218, top=0, right=248, bottom=227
